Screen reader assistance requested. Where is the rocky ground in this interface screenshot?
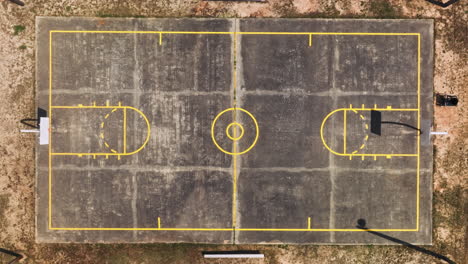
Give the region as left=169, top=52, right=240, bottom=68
left=0, top=0, right=466, bottom=263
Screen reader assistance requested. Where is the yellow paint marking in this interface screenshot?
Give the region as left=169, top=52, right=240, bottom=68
left=374, top=156, right=377, bottom=160
left=158, top=217, right=161, bottom=229
left=361, top=104, right=364, bottom=109
left=123, top=108, right=127, bottom=154
left=386, top=155, right=391, bottom=159
left=50, top=30, right=420, bottom=36
left=374, top=104, right=377, bottom=109
left=159, top=33, right=162, bottom=45
left=100, top=133, right=104, bottom=139
left=78, top=104, right=83, bottom=107
left=118, top=101, right=122, bottom=106
left=365, top=124, right=369, bottom=130
left=48, top=31, right=53, bottom=229
left=416, top=33, right=421, bottom=231
left=93, top=101, right=96, bottom=107
left=387, top=106, right=392, bottom=109
left=111, top=108, right=117, bottom=113
left=104, top=114, right=110, bottom=119
left=359, top=144, right=365, bottom=150
left=309, top=34, right=312, bottom=46
left=364, top=135, right=369, bottom=141
left=111, top=149, right=117, bottom=153
left=48, top=31, right=422, bottom=232
left=352, top=150, right=358, bottom=154
left=117, top=155, right=121, bottom=160
left=349, top=104, right=353, bottom=108
left=351, top=109, right=358, bottom=114
left=349, top=156, right=352, bottom=160
left=361, top=156, right=365, bottom=160
left=101, top=122, right=104, bottom=128
left=93, top=155, right=96, bottom=159
left=359, top=114, right=365, bottom=120
left=308, top=217, right=311, bottom=229
left=343, top=110, right=347, bottom=154
left=104, top=142, right=110, bottom=148
left=48, top=227, right=419, bottom=232
left=105, top=155, right=109, bottom=159
left=106, top=100, right=109, bottom=106
left=211, top=108, right=259, bottom=156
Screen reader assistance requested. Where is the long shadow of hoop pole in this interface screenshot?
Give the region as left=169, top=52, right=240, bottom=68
left=0, top=248, right=23, bottom=264
left=356, top=219, right=455, bottom=264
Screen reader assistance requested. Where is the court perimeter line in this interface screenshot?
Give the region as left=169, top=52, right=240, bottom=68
left=416, top=34, right=421, bottom=231
left=48, top=227, right=419, bottom=232
left=48, top=31, right=422, bottom=232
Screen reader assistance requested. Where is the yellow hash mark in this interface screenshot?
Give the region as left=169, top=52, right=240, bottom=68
left=351, top=109, right=358, bottom=114
left=117, top=155, right=121, bottom=160
left=111, top=149, right=117, bottom=153
left=374, top=156, right=377, bottom=160
left=104, top=114, right=110, bottom=119
left=308, top=34, right=312, bottom=46
left=359, top=144, right=365, bottom=150
left=365, top=124, right=369, bottom=130
left=364, top=135, right=369, bottom=141
left=111, top=108, right=117, bottom=113
left=352, top=150, right=358, bottom=154
left=100, top=133, right=104, bottom=139
left=386, top=155, right=391, bottom=159
left=359, top=114, right=365, bottom=120
left=158, top=217, right=161, bottom=229
left=101, top=122, right=104, bottom=128
left=104, top=142, right=110, bottom=148
left=361, top=156, right=365, bottom=160
left=308, top=217, right=311, bottom=229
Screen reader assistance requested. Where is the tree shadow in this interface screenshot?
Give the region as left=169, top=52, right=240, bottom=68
left=0, top=248, right=23, bottom=264
left=356, top=219, right=455, bottom=264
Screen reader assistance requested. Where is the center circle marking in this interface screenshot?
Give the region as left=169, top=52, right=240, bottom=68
left=211, top=107, right=259, bottom=156
left=226, top=122, right=244, bottom=141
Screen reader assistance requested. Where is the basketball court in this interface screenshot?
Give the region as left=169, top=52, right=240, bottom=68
left=36, top=18, right=434, bottom=244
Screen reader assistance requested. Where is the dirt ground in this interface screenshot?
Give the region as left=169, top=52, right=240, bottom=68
left=0, top=0, right=466, bottom=263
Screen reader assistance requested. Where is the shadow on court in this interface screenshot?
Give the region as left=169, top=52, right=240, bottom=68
left=356, top=219, right=455, bottom=264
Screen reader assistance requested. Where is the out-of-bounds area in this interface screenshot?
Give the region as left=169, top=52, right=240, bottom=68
left=36, top=18, right=433, bottom=244
left=1, top=0, right=466, bottom=263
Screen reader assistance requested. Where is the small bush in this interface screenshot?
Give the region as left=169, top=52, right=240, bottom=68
left=13, top=25, right=26, bottom=35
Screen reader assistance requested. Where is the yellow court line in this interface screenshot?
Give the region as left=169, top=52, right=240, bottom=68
left=320, top=108, right=419, bottom=157
left=123, top=108, right=127, bottom=154
left=343, top=110, right=346, bottom=154
left=51, top=106, right=150, bottom=156
left=48, top=31, right=423, bottom=232
left=158, top=217, right=161, bottom=229
left=416, top=34, right=421, bottom=231
left=232, top=31, right=238, bottom=229
left=308, top=217, right=311, bottom=230
left=48, top=227, right=418, bottom=232
left=309, top=34, right=312, bottom=46
left=50, top=30, right=420, bottom=36
left=48, top=31, right=53, bottom=229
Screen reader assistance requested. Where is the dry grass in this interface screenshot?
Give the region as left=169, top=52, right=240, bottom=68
left=0, top=0, right=466, bottom=263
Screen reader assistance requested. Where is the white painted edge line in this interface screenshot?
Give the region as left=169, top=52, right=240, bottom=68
left=40, top=117, right=49, bottom=145
left=430, top=131, right=448, bottom=135
left=203, top=254, right=264, bottom=258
